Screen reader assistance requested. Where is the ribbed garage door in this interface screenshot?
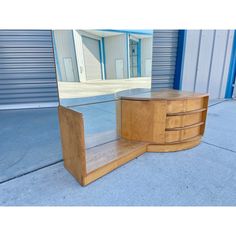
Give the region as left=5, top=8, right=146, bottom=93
left=151, top=30, right=179, bottom=89
left=82, top=36, right=102, bottom=80
left=0, top=30, right=59, bottom=110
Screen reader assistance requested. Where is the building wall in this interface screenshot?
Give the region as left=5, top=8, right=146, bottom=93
left=73, top=30, right=86, bottom=82
left=104, top=34, right=127, bottom=79
left=181, top=30, right=234, bottom=99
left=74, top=30, right=104, bottom=81
left=82, top=36, right=102, bottom=80
left=53, top=30, right=79, bottom=82
left=141, top=37, right=152, bottom=77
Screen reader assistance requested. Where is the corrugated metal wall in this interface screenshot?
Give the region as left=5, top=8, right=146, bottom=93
left=0, top=30, right=59, bottom=109
left=181, top=30, right=235, bottom=99
left=151, top=30, right=179, bottom=89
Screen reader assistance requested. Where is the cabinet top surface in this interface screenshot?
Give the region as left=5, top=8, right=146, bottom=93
left=119, top=89, right=208, bottom=101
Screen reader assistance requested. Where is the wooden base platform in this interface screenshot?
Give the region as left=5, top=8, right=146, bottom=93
left=84, top=140, right=147, bottom=185
left=146, top=136, right=201, bottom=152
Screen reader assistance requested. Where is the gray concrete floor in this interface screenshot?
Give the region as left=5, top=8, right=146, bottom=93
left=0, top=99, right=236, bottom=206
left=0, top=108, right=62, bottom=183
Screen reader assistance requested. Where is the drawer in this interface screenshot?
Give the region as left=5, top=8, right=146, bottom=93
left=166, top=100, right=184, bottom=113
left=165, top=130, right=180, bottom=143
left=186, top=98, right=204, bottom=112
left=165, top=125, right=202, bottom=143
left=182, top=125, right=201, bottom=140
left=167, top=98, right=204, bottom=114
left=166, top=112, right=203, bottom=128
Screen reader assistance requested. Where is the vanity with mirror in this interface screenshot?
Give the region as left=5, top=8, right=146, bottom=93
left=58, top=89, right=209, bottom=186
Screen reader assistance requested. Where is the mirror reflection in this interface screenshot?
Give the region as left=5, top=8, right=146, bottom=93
left=53, top=29, right=153, bottom=147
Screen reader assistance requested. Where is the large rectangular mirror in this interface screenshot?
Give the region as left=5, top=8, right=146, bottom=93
left=53, top=29, right=153, bottom=148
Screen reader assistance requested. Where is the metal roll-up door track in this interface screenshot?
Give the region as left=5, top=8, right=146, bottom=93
left=0, top=30, right=59, bottom=110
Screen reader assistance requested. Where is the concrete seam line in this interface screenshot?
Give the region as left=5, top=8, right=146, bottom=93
left=0, top=160, right=63, bottom=185
left=1, top=138, right=235, bottom=185
left=208, top=100, right=227, bottom=107
left=0, top=139, right=120, bottom=185
left=202, top=141, right=236, bottom=154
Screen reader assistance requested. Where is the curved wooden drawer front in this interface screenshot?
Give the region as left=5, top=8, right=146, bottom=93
left=167, top=98, right=204, bottom=114
left=165, top=125, right=202, bottom=143
left=166, top=112, right=203, bottom=128
left=119, top=92, right=208, bottom=148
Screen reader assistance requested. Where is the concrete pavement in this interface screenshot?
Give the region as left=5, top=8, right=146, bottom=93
left=0, top=100, right=236, bottom=205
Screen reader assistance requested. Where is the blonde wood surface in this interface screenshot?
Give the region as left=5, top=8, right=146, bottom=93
left=165, top=122, right=204, bottom=131
left=84, top=140, right=147, bottom=185
left=121, top=100, right=166, bottom=143
left=119, top=89, right=208, bottom=101
left=58, top=90, right=209, bottom=186
left=119, top=90, right=208, bottom=146
left=165, top=124, right=203, bottom=143
left=86, top=139, right=147, bottom=173
left=166, top=98, right=204, bottom=113
left=166, top=108, right=207, bottom=116
left=58, top=105, right=147, bottom=186
left=58, top=106, right=87, bottom=186
left=166, top=112, right=203, bottom=128
left=147, top=138, right=201, bottom=152
left=182, top=125, right=202, bottom=140
left=200, top=96, right=209, bottom=135
left=152, top=100, right=167, bottom=143
left=121, top=100, right=156, bottom=142
left=186, top=98, right=204, bottom=111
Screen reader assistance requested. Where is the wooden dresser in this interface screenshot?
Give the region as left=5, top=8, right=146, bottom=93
left=117, top=90, right=209, bottom=152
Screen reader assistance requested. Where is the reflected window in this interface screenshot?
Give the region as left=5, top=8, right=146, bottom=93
left=129, top=39, right=138, bottom=77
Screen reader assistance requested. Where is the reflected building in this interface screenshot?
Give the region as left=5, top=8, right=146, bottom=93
left=53, top=30, right=153, bottom=82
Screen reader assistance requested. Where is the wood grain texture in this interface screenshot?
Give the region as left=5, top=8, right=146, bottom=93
left=119, top=89, right=207, bottom=101
left=121, top=100, right=155, bottom=142
left=58, top=105, right=147, bottom=186
left=165, top=122, right=204, bottom=131
left=152, top=100, right=167, bottom=143
left=84, top=140, right=147, bottom=185
left=58, top=105, right=86, bottom=185
left=200, top=96, right=209, bottom=135
left=166, top=108, right=207, bottom=116
left=147, top=138, right=201, bottom=152
left=166, top=98, right=204, bottom=113
left=166, top=112, right=203, bottom=128
left=86, top=139, right=147, bottom=173
left=59, top=90, right=209, bottom=186
left=119, top=91, right=208, bottom=146
left=121, top=100, right=166, bottom=143
left=165, top=124, right=203, bottom=143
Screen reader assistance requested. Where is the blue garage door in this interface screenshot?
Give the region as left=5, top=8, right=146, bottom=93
left=0, top=30, right=59, bottom=110
left=151, top=30, right=179, bottom=89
